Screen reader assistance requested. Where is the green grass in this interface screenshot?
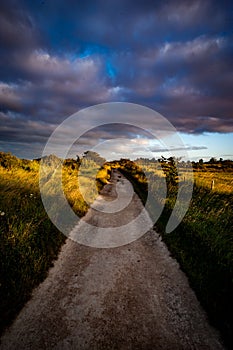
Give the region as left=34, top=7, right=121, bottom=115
left=158, top=186, right=233, bottom=349
left=0, top=166, right=66, bottom=334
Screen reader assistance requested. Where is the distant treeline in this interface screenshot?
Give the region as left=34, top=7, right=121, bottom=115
left=1, top=151, right=233, bottom=172
left=1, top=151, right=233, bottom=184
left=135, top=156, right=233, bottom=171
left=0, top=151, right=106, bottom=171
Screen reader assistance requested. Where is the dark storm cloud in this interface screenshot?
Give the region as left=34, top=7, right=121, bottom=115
left=0, top=52, right=119, bottom=122
left=0, top=111, right=55, bottom=143
left=0, top=0, right=232, bottom=158
left=24, top=0, right=228, bottom=50
left=75, top=123, right=154, bottom=146
left=0, top=0, right=39, bottom=51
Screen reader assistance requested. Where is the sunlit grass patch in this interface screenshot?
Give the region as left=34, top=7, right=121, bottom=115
left=0, top=165, right=65, bottom=334
left=193, top=171, right=233, bottom=193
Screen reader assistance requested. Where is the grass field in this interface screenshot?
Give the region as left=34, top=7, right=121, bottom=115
left=0, top=163, right=64, bottom=334
left=193, top=170, right=233, bottom=193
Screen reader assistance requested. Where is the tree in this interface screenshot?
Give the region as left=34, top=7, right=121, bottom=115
left=159, top=156, right=178, bottom=187
left=0, top=152, right=20, bottom=169
left=209, top=157, right=217, bottom=164
left=196, top=158, right=204, bottom=169
left=83, top=151, right=106, bottom=166
left=167, top=157, right=178, bottom=185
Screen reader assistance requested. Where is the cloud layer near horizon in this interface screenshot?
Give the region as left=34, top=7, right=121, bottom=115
left=0, top=0, right=232, bottom=158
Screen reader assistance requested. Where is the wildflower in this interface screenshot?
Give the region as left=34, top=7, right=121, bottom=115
left=0, top=211, right=5, bottom=216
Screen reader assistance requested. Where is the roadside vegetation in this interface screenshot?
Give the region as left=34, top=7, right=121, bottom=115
left=115, top=156, right=233, bottom=349
left=1, top=151, right=232, bottom=348
left=0, top=151, right=109, bottom=335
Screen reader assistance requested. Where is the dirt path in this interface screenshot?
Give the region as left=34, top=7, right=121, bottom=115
left=1, top=170, right=224, bottom=349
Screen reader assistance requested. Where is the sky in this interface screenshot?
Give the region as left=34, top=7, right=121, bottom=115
left=0, top=0, right=233, bottom=161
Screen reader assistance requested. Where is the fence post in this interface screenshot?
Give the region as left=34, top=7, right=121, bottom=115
left=211, top=180, right=215, bottom=190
